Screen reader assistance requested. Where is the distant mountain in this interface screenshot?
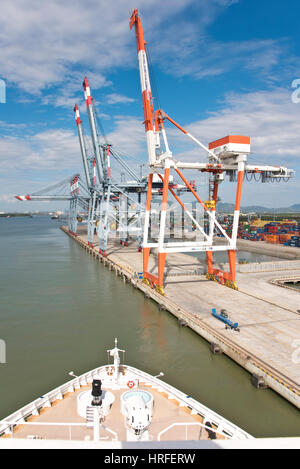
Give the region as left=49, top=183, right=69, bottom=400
left=217, top=203, right=300, bottom=213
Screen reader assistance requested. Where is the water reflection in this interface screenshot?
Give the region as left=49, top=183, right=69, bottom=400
left=140, top=300, right=167, bottom=351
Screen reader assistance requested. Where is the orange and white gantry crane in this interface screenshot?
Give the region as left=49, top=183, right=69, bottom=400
left=130, top=8, right=294, bottom=295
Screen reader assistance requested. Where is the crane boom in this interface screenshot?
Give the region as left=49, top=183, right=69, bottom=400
left=83, top=77, right=105, bottom=183
left=129, top=9, right=157, bottom=166
left=74, top=104, right=91, bottom=188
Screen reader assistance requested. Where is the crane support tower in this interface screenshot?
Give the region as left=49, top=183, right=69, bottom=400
left=130, top=8, right=294, bottom=294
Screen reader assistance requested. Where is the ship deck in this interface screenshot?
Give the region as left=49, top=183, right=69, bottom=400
left=1, top=360, right=244, bottom=443
left=3, top=384, right=224, bottom=442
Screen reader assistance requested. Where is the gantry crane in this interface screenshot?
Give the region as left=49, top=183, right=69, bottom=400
left=15, top=174, right=90, bottom=233
left=76, top=77, right=199, bottom=255
left=75, top=77, right=150, bottom=255
left=16, top=75, right=193, bottom=251
left=130, top=8, right=294, bottom=294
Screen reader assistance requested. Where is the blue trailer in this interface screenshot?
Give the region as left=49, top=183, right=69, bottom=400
left=212, top=308, right=239, bottom=330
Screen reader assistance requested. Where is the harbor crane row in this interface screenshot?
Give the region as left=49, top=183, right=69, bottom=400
left=76, top=77, right=148, bottom=254
left=74, top=77, right=197, bottom=255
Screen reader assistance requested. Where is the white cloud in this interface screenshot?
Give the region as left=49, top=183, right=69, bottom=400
left=0, top=121, right=27, bottom=130
left=156, top=87, right=300, bottom=207
left=153, top=28, right=285, bottom=81
left=0, top=0, right=194, bottom=94
left=96, top=87, right=300, bottom=206
left=106, top=115, right=146, bottom=158
left=158, top=88, right=300, bottom=170
left=0, top=115, right=146, bottom=203
left=41, top=71, right=110, bottom=109
left=1, top=85, right=299, bottom=209
left=0, top=0, right=284, bottom=98
left=0, top=194, right=17, bottom=204
left=184, top=88, right=300, bottom=163
left=106, top=93, right=135, bottom=105
left=0, top=129, right=80, bottom=172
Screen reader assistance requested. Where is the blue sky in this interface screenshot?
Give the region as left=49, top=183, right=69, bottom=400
left=0, top=0, right=300, bottom=211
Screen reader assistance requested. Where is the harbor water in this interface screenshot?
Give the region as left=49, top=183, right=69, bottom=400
left=0, top=216, right=299, bottom=437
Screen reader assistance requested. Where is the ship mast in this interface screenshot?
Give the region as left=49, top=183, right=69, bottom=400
left=107, top=338, right=125, bottom=383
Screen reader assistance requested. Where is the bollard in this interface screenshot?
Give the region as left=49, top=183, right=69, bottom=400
left=178, top=318, right=188, bottom=327
left=251, top=374, right=268, bottom=390
left=210, top=343, right=223, bottom=355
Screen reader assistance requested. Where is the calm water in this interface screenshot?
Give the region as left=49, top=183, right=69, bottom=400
left=0, top=217, right=299, bottom=437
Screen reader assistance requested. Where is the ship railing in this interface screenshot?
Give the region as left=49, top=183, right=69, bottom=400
left=124, top=365, right=253, bottom=440
left=0, top=366, right=108, bottom=436
left=1, top=421, right=118, bottom=441
left=157, top=422, right=232, bottom=441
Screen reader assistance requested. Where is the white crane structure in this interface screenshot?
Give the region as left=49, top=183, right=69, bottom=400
left=130, top=8, right=294, bottom=294
left=16, top=81, right=149, bottom=253
left=73, top=77, right=197, bottom=254
left=15, top=175, right=90, bottom=233
left=75, top=77, right=148, bottom=254
left=15, top=74, right=197, bottom=253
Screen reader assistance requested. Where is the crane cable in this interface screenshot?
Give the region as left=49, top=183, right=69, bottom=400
left=93, top=100, right=108, bottom=145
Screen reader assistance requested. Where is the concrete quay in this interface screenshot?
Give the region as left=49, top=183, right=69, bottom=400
left=61, top=226, right=300, bottom=409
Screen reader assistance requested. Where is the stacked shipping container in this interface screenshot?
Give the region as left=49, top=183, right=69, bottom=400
left=218, top=218, right=300, bottom=247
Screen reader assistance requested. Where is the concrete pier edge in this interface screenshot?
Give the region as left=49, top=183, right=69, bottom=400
left=61, top=226, right=300, bottom=410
